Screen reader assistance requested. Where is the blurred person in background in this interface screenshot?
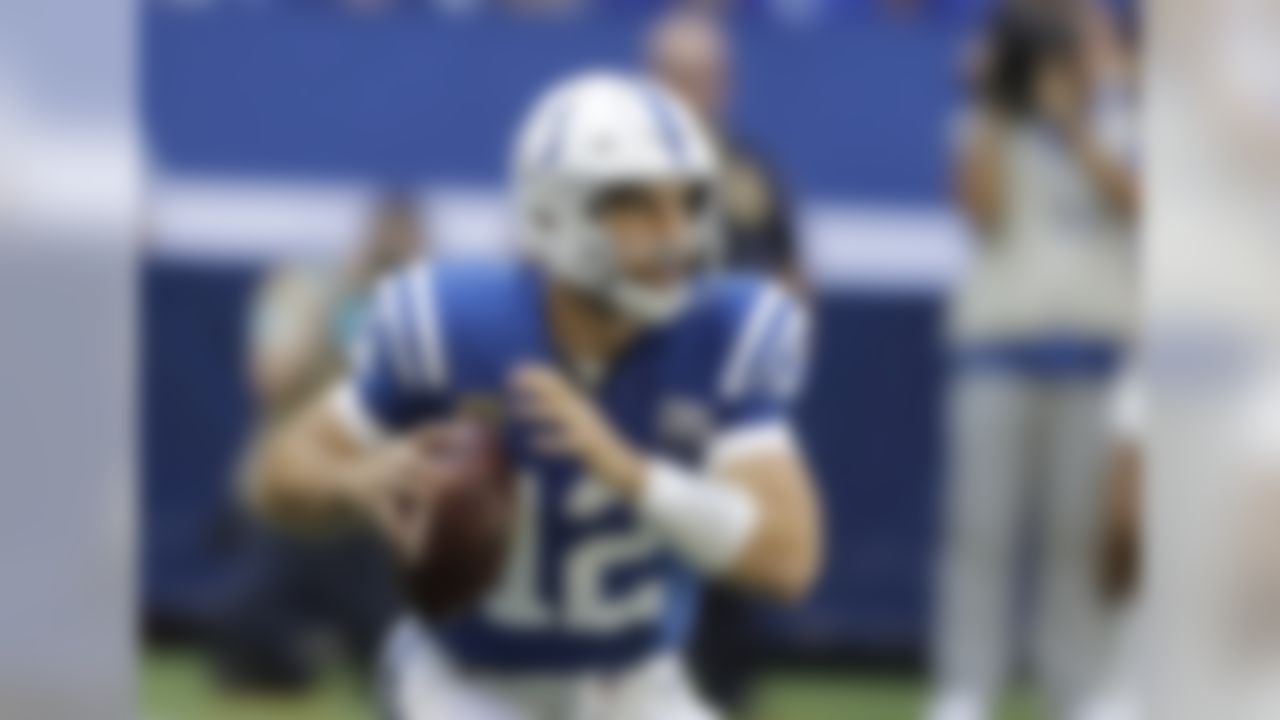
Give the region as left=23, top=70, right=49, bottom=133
left=1090, top=4, right=1144, bottom=717
left=249, top=192, right=427, bottom=420
left=1088, top=366, right=1142, bottom=720
left=647, top=8, right=799, bottom=284
left=1151, top=1, right=1280, bottom=714
left=215, top=192, right=426, bottom=691
left=646, top=9, right=801, bottom=716
left=929, top=2, right=1138, bottom=719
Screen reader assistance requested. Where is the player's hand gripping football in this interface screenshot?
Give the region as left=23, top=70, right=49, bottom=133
left=343, top=427, right=457, bottom=562
left=511, top=364, right=647, bottom=497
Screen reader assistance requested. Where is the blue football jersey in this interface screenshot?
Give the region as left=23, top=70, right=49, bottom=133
left=350, top=259, right=808, bottom=672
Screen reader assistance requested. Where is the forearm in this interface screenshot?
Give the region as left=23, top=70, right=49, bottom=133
left=1100, top=442, right=1142, bottom=600
left=632, top=452, right=823, bottom=604
left=955, top=114, right=1007, bottom=233
left=247, top=395, right=367, bottom=529
left=1070, top=128, right=1139, bottom=220
left=957, top=162, right=1004, bottom=233
left=510, top=365, right=823, bottom=602
left=721, top=465, right=823, bottom=602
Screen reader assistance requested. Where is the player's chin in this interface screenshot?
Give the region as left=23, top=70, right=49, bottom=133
left=621, top=247, right=698, bottom=283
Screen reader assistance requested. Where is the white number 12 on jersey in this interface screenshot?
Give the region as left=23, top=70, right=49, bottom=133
left=484, top=472, right=666, bottom=635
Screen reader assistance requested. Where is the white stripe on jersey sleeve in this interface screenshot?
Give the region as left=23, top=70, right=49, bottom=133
left=406, top=264, right=449, bottom=390
left=771, top=305, right=812, bottom=401
left=372, top=279, right=421, bottom=389
left=719, top=285, right=787, bottom=402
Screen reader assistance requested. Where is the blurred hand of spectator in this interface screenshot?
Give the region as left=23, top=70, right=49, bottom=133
left=249, top=269, right=337, bottom=418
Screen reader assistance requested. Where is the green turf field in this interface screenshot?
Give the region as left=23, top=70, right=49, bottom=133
left=141, top=649, right=1037, bottom=720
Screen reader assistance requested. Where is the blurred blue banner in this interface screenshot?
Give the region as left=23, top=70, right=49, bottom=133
left=145, top=11, right=964, bottom=200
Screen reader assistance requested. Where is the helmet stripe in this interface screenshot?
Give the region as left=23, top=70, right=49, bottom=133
left=636, top=81, right=687, bottom=165
left=540, top=101, right=572, bottom=170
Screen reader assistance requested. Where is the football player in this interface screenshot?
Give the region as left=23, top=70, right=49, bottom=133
left=250, top=70, right=822, bottom=720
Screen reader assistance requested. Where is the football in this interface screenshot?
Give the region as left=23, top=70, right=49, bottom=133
left=397, top=420, right=516, bottom=622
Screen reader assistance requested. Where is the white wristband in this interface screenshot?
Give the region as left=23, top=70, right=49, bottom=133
left=638, top=458, right=760, bottom=575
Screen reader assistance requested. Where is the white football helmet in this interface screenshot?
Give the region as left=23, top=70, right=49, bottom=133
left=512, top=69, right=721, bottom=325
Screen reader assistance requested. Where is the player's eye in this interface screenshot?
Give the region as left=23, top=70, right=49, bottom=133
left=684, top=183, right=710, bottom=216
left=590, top=183, right=651, bottom=218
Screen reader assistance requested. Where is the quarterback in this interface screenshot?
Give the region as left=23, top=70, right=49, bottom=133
left=251, top=71, right=822, bottom=720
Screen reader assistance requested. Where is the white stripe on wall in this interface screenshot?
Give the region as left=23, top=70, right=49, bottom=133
left=147, top=175, right=972, bottom=292
left=799, top=201, right=973, bottom=292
